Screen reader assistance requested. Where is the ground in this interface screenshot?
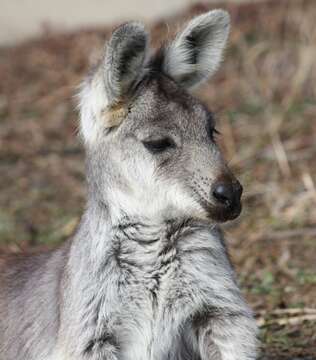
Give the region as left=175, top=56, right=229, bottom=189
left=0, top=0, right=315, bottom=358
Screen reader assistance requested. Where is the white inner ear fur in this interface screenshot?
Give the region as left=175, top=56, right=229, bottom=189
left=103, top=22, right=149, bottom=105
left=163, top=9, right=230, bottom=89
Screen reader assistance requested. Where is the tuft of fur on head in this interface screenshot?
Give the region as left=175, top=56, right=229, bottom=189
left=101, top=102, right=128, bottom=129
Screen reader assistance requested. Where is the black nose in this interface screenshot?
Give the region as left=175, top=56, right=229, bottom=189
left=212, top=181, right=243, bottom=207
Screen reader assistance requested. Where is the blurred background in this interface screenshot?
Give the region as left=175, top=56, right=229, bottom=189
left=0, top=0, right=315, bottom=358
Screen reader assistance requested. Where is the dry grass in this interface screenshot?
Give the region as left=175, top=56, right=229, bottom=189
left=0, top=0, right=315, bottom=357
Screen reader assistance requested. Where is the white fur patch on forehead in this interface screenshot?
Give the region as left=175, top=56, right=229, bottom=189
left=163, top=9, right=230, bottom=89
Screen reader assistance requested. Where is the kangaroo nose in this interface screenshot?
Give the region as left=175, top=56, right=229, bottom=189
left=212, top=181, right=243, bottom=207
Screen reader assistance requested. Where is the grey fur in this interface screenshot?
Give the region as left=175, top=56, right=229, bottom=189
left=103, top=22, right=149, bottom=105
left=0, top=11, right=258, bottom=360
left=163, top=10, right=231, bottom=88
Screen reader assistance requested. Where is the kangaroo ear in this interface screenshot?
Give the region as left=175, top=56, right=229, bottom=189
left=104, top=22, right=149, bottom=105
left=162, top=10, right=230, bottom=89
left=79, top=23, right=149, bottom=144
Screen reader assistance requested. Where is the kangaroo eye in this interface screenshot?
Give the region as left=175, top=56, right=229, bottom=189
left=208, top=127, right=220, bottom=141
left=205, top=112, right=220, bottom=141
left=142, top=137, right=176, bottom=154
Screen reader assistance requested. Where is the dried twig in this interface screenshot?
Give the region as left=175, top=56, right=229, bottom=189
left=271, top=131, right=291, bottom=178
left=257, top=308, right=316, bottom=316
left=256, top=308, right=316, bottom=327
left=257, top=314, right=316, bottom=327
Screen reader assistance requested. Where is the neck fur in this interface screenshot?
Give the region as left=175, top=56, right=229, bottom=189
left=69, top=196, right=216, bottom=278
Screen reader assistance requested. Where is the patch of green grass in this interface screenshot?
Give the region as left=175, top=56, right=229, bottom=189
left=263, top=329, right=292, bottom=349
left=35, top=215, right=79, bottom=247
left=251, top=271, right=276, bottom=295
left=286, top=99, right=316, bottom=115
left=288, top=301, right=306, bottom=309
left=296, top=270, right=316, bottom=285
left=261, top=321, right=316, bottom=357
left=0, top=210, right=16, bottom=245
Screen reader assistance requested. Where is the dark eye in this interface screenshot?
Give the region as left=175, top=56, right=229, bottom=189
left=208, top=127, right=220, bottom=141
left=205, top=112, right=220, bottom=141
left=142, top=137, right=176, bottom=154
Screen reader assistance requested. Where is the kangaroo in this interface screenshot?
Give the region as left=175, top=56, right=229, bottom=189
left=0, top=10, right=258, bottom=360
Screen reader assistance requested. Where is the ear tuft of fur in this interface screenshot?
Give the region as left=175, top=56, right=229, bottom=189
left=162, top=10, right=230, bottom=89
left=101, top=102, right=128, bottom=129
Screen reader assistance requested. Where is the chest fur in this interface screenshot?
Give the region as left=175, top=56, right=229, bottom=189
left=75, top=224, right=228, bottom=360
left=108, top=242, right=199, bottom=360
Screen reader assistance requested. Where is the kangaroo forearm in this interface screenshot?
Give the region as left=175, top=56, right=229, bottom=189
left=198, top=312, right=258, bottom=360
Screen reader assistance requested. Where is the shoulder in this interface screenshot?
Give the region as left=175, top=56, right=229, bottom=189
left=0, top=244, right=69, bottom=292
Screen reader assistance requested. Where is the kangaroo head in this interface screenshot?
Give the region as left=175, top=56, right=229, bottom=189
left=79, top=10, right=242, bottom=223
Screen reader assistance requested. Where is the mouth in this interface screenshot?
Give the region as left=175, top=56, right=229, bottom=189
left=198, top=196, right=242, bottom=222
